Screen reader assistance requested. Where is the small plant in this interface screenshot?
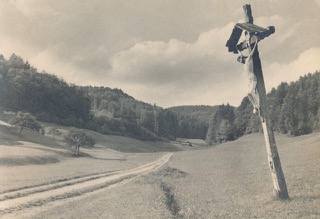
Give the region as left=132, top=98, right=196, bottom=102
left=63, top=128, right=95, bottom=156
left=9, top=112, right=43, bottom=134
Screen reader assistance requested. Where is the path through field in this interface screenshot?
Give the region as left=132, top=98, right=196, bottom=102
left=0, top=153, right=172, bottom=218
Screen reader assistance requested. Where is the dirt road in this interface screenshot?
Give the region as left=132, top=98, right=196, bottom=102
left=0, top=153, right=173, bottom=218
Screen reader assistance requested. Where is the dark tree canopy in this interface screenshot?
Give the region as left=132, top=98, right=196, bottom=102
left=0, top=54, right=92, bottom=127
left=206, top=104, right=236, bottom=145
left=235, top=71, right=320, bottom=137
left=9, top=112, right=43, bottom=134
left=169, top=105, right=217, bottom=140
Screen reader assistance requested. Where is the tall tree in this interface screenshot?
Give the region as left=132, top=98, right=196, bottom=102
left=206, top=104, right=236, bottom=145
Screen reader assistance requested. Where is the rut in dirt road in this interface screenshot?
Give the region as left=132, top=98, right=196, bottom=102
left=0, top=153, right=173, bottom=216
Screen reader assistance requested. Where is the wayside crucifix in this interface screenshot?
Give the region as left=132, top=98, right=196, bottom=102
left=226, top=4, right=289, bottom=200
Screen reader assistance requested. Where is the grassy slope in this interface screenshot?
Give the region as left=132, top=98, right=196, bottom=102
left=0, top=119, right=180, bottom=165
left=41, top=122, right=180, bottom=153
left=161, top=133, right=320, bottom=218
left=1, top=119, right=319, bottom=218
left=0, top=121, right=176, bottom=194
left=20, top=132, right=320, bottom=218
left=0, top=122, right=73, bottom=167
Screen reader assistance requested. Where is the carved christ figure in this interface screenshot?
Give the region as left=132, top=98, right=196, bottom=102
left=244, top=34, right=260, bottom=114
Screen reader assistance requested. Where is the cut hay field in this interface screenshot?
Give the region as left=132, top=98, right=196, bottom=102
left=1, top=120, right=320, bottom=218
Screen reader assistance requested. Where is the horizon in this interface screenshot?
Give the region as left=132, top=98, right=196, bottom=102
left=1, top=1, right=320, bottom=108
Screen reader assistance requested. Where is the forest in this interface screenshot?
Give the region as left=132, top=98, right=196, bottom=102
left=0, top=54, right=177, bottom=141
left=0, top=53, right=319, bottom=144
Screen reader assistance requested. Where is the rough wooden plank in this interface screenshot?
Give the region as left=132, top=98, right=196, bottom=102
left=236, top=23, right=275, bottom=40
left=236, top=23, right=268, bottom=33
left=226, top=26, right=243, bottom=53
left=243, top=4, right=253, bottom=23
left=250, top=46, right=289, bottom=199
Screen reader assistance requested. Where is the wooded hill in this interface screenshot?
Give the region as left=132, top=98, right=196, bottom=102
left=168, top=105, right=219, bottom=140
left=0, top=53, right=319, bottom=144
left=204, top=72, right=320, bottom=145
left=0, top=54, right=178, bottom=141
left=235, top=72, right=320, bottom=136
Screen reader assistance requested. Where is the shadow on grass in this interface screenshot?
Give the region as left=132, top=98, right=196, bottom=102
left=0, top=156, right=60, bottom=166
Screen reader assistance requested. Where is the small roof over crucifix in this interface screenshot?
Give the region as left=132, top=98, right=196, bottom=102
left=226, top=15, right=275, bottom=54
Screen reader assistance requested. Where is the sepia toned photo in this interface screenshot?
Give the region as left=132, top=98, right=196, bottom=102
left=0, top=1, right=319, bottom=218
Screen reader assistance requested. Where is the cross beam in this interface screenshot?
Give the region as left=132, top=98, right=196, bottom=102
left=226, top=4, right=289, bottom=200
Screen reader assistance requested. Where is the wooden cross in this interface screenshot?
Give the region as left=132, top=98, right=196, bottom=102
left=226, top=4, right=289, bottom=200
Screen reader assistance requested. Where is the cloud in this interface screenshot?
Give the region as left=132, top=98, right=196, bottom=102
left=110, top=22, right=236, bottom=83
left=254, top=15, right=299, bottom=56
left=108, top=23, right=245, bottom=106
left=0, top=1, right=319, bottom=107
left=265, top=47, right=320, bottom=90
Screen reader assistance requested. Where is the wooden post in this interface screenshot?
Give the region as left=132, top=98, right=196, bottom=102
left=243, top=4, right=289, bottom=199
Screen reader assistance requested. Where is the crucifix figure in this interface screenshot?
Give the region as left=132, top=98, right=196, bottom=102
left=226, top=4, right=289, bottom=200
left=242, top=34, right=260, bottom=114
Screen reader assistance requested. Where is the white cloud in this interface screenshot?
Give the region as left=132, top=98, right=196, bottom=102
left=110, top=22, right=235, bottom=82
left=108, top=23, right=243, bottom=106
left=265, top=47, right=320, bottom=90
left=255, top=15, right=299, bottom=53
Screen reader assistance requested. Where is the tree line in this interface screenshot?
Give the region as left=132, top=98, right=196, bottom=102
left=205, top=71, right=320, bottom=145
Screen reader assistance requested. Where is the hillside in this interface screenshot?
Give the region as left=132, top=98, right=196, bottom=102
left=0, top=54, right=179, bottom=141
left=0, top=119, right=180, bottom=158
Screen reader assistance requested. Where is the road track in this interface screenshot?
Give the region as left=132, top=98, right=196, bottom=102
left=0, top=153, right=173, bottom=217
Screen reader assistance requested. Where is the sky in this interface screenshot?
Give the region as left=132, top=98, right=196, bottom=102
left=0, top=0, right=319, bottom=108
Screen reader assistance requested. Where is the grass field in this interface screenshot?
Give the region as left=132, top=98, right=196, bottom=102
left=0, top=120, right=319, bottom=218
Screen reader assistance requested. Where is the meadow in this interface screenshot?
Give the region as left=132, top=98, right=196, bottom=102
left=0, top=120, right=319, bottom=218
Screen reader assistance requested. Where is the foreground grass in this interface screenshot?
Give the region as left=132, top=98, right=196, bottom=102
left=159, top=133, right=320, bottom=218
left=1, top=119, right=319, bottom=218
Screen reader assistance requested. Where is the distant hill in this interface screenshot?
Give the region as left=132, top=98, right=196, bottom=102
left=168, top=105, right=217, bottom=117
left=168, top=105, right=219, bottom=139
